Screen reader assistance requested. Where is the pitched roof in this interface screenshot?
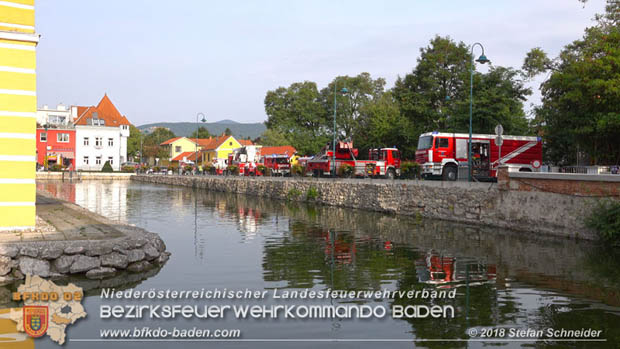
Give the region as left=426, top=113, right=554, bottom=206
left=196, top=135, right=237, bottom=150
left=160, top=137, right=187, bottom=145
left=239, top=139, right=254, bottom=146
left=260, top=146, right=296, bottom=157
left=171, top=151, right=198, bottom=162
left=74, top=94, right=132, bottom=127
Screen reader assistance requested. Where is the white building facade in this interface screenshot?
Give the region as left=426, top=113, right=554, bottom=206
left=73, top=95, right=131, bottom=171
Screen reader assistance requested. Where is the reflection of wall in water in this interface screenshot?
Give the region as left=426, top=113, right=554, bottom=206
left=74, top=181, right=128, bottom=222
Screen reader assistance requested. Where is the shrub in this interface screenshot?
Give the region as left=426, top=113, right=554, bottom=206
left=228, top=165, right=239, bottom=175
left=286, top=188, right=302, bottom=200
left=205, top=164, right=215, bottom=175
left=121, top=165, right=136, bottom=173
left=401, top=161, right=421, bottom=179
left=101, top=161, right=113, bottom=172
left=291, top=164, right=305, bottom=177
left=153, top=166, right=161, bottom=173
left=140, top=164, right=149, bottom=172
left=586, top=200, right=620, bottom=246
left=50, top=164, right=63, bottom=172
left=184, top=165, right=193, bottom=174
left=168, top=164, right=179, bottom=173
left=306, top=187, right=319, bottom=201
left=337, top=163, right=354, bottom=177
left=256, top=164, right=266, bottom=175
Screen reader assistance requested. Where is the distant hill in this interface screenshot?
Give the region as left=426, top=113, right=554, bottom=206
left=138, top=121, right=266, bottom=139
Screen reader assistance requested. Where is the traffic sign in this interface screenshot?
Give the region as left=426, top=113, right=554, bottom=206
left=495, top=136, right=503, bottom=146
left=495, top=124, right=504, bottom=136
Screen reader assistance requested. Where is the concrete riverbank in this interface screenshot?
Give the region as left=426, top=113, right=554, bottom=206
left=0, top=191, right=170, bottom=284
left=132, top=172, right=619, bottom=240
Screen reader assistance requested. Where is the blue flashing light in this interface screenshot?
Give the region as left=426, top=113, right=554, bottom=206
left=432, top=131, right=439, bottom=135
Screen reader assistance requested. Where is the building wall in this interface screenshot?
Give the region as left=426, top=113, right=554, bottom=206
left=35, top=128, right=76, bottom=168
left=36, top=104, right=72, bottom=126
left=75, top=126, right=127, bottom=171
left=0, top=0, right=38, bottom=230
left=215, top=136, right=241, bottom=160
left=168, top=138, right=198, bottom=160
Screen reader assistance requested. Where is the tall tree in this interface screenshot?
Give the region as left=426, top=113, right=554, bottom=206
left=190, top=126, right=211, bottom=139
left=224, top=127, right=232, bottom=136
left=127, top=125, right=142, bottom=159
left=143, top=127, right=176, bottom=158
left=320, top=73, right=386, bottom=140
left=258, top=129, right=290, bottom=147
left=523, top=0, right=620, bottom=165
left=264, top=81, right=330, bottom=155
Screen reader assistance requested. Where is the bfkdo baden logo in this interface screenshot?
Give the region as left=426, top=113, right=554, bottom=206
left=23, top=305, right=49, bottom=337
left=7, top=275, right=87, bottom=345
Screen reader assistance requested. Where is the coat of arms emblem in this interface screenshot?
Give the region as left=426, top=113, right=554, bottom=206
left=23, top=306, right=49, bottom=338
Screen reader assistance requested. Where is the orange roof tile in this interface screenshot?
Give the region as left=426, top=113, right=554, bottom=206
left=260, top=146, right=296, bottom=157
left=171, top=151, right=197, bottom=162
left=239, top=139, right=254, bottom=146
left=74, top=94, right=132, bottom=127
left=160, top=137, right=186, bottom=146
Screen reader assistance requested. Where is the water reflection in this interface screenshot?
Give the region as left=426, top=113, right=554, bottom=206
left=35, top=180, right=620, bottom=348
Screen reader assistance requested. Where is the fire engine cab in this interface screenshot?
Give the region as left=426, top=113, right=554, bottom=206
left=415, top=131, right=542, bottom=181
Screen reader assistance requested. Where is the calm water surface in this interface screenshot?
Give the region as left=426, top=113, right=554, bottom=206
left=24, top=180, right=620, bottom=348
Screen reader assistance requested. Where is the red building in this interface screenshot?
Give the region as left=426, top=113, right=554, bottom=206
left=36, top=128, right=76, bottom=169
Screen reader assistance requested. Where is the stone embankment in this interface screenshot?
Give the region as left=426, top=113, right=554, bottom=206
left=0, top=193, right=170, bottom=284
left=36, top=172, right=132, bottom=180
left=133, top=170, right=619, bottom=240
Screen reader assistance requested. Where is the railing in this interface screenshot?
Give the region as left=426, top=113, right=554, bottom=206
left=548, top=166, right=617, bottom=175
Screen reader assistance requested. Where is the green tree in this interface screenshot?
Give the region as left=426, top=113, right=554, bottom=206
left=320, top=72, right=386, bottom=140
left=143, top=127, right=176, bottom=159
left=258, top=128, right=290, bottom=147
left=224, top=127, right=232, bottom=136
left=190, top=126, right=211, bottom=139
left=523, top=0, right=620, bottom=165
left=264, top=81, right=330, bottom=155
left=127, top=125, right=142, bottom=159
left=393, top=35, right=532, bottom=144
left=355, top=92, right=417, bottom=159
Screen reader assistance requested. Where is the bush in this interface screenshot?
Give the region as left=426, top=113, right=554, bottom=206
left=306, top=187, right=319, bottom=201
left=291, top=164, right=305, bottom=177
left=401, top=161, right=421, bottom=179
left=184, top=165, right=193, bottom=174
left=140, top=164, right=149, bottom=172
left=50, top=164, right=63, bottom=172
left=256, top=164, right=266, bottom=175
left=168, top=164, right=179, bottom=173
left=121, top=165, right=135, bottom=173
left=586, top=200, right=620, bottom=246
left=101, top=161, right=113, bottom=172
left=337, top=163, right=354, bottom=177
left=205, top=164, right=215, bottom=175
left=286, top=188, right=302, bottom=200
left=228, top=165, right=239, bottom=175
left=153, top=166, right=161, bottom=173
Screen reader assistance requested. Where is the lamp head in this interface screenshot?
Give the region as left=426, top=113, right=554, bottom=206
left=340, top=87, right=348, bottom=94
left=201, top=116, right=206, bottom=123
left=476, top=54, right=490, bottom=64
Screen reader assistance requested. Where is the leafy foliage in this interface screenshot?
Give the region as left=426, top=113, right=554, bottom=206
left=127, top=125, right=142, bottom=159
left=190, top=126, right=211, bottom=139
left=400, top=161, right=421, bottom=179
left=101, top=161, right=113, bottom=172
left=524, top=1, right=620, bottom=165
left=306, top=187, right=319, bottom=201
left=337, top=163, right=354, bottom=177
left=586, top=200, right=620, bottom=246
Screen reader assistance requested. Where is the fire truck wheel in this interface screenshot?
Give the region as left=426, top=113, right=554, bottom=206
left=312, top=170, right=319, bottom=178
left=442, top=165, right=457, bottom=181
left=386, top=169, right=395, bottom=180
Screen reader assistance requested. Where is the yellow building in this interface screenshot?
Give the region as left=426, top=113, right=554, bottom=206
left=200, top=136, right=252, bottom=164
left=159, top=137, right=200, bottom=161
left=0, top=0, right=39, bottom=230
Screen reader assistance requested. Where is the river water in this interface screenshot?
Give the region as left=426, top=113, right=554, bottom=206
left=20, top=180, right=620, bottom=348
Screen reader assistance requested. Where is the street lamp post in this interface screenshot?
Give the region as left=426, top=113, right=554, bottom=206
left=196, top=112, right=206, bottom=173
left=332, top=81, right=348, bottom=177
left=468, top=43, right=490, bottom=182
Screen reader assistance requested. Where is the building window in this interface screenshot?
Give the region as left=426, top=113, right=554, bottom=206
left=96, top=156, right=102, bottom=165
left=95, top=137, right=102, bottom=147
left=40, top=132, right=47, bottom=142
left=229, top=142, right=232, bottom=146
left=108, top=138, right=114, bottom=147
left=175, top=146, right=181, bottom=153
left=84, top=137, right=89, bottom=146
left=84, top=156, right=89, bottom=164
left=57, top=133, right=70, bottom=142
left=108, top=156, right=113, bottom=165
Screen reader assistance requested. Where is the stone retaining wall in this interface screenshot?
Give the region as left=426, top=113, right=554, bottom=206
left=0, top=195, right=170, bottom=284
left=36, top=172, right=133, bottom=180
left=132, top=174, right=613, bottom=240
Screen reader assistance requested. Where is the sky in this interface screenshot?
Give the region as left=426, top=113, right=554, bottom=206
left=35, top=0, right=607, bottom=126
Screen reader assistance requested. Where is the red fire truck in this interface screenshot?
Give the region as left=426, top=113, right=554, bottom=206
left=307, top=141, right=401, bottom=179
left=415, top=131, right=542, bottom=181
left=263, top=155, right=291, bottom=176
left=228, top=146, right=261, bottom=176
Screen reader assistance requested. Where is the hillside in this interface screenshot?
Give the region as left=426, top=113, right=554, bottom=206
left=138, top=121, right=266, bottom=139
